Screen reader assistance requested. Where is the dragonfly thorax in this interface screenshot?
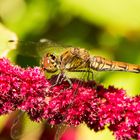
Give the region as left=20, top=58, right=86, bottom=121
left=41, top=53, right=59, bottom=73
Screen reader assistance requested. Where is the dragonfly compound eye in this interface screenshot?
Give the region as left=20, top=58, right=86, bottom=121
left=41, top=53, right=58, bottom=73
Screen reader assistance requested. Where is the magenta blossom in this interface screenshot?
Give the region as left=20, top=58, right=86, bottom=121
left=0, top=58, right=140, bottom=140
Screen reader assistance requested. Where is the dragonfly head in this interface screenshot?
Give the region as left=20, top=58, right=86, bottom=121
left=41, top=53, right=59, bottom=73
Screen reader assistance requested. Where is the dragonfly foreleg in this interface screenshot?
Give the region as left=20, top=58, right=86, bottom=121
left=50, top=73, right=72, bottom=89
left=50, top=73, right=62, bottom=88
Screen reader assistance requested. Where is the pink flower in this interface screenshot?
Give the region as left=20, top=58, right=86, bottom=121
left=0, top=58, right=140, bottom=140
left=0, top=58, right=49, bottom=121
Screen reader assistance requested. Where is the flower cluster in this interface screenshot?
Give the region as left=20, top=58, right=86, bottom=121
left=0, top=58, right=49, bottom=120
left=0, top=58, right=140, bottom=140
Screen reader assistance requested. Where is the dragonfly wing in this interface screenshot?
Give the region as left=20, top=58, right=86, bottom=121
left=54, top=124, right=68, bottom=140
left=8, top=39, right=67, bottom=58
left=10, top=111, right=25, bottom=139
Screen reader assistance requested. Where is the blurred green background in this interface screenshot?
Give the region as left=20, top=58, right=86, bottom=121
left=0, top=0, right=140, bottom=140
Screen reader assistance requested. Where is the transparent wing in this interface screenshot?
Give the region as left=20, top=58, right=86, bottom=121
left=54, top=124, right=68, bottom=140
left=8, top=39, right=69, bottom=58
left=11, top=111, right=44, bottom=140
left=10, top=111, right=25, bottom=140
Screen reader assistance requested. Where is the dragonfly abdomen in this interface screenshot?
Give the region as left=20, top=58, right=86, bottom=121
left=90, top=56, right=140, bottom=73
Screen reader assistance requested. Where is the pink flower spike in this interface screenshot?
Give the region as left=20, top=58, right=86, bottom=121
left=0, top=58, right=140, bottom=140
left=0, top=58, right=50, bottom=119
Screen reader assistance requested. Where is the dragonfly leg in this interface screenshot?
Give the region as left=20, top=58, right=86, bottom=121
left=63, top=74, right=72, bottom=89
left=51, top=69, right=94, bottom=89
left=68, top=69, right=94, bottom=81
left=56, top=73, right=72, bottom=89
left=50, top=73, right=62, bottom=88
left=50, top=73, right=72, bottom=89
left=87, top=69, right=94, bottom=81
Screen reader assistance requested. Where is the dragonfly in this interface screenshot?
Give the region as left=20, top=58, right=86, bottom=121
left=9, top=39, right=140, bottom=86
left=41, top=46, right=140, bottom=83
left=8, top=39, right=140, bottom=140
left=9, top=39, right=140, bottom=75
left=37, top=41, right=140, bottom=90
